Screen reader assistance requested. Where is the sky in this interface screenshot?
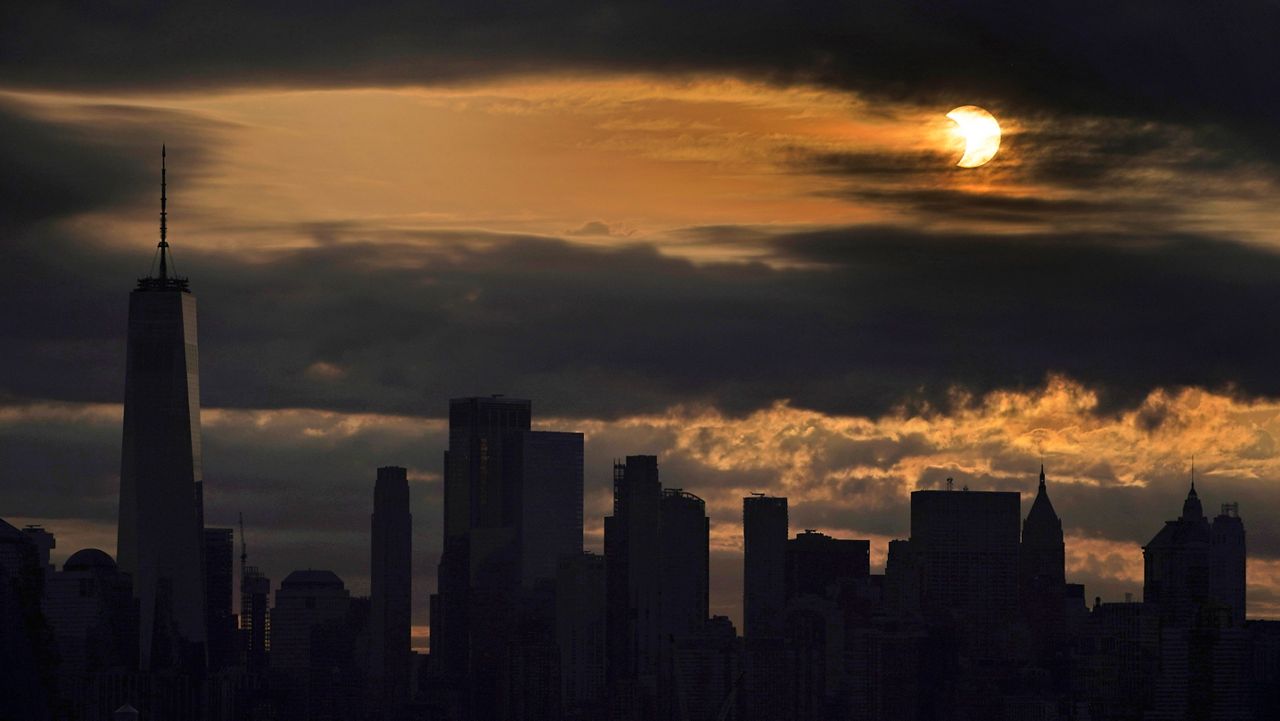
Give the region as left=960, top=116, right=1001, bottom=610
left=4, top=2, right=1280, bottom=641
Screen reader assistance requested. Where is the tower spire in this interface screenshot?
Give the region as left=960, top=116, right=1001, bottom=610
left=1039, top=462, right=1046, bottom=487
left=158, top=145, right=168, bottom=280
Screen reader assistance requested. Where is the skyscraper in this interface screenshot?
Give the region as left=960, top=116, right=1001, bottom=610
left=784, top=529, right=869, bottom=601
left=659, top=488, right=710, bottom=642
left=1019, top=466, right=1067, bottom=679
left=371, top=466, right=412, bottom=713
left=203, top=527, right=235, bottom=671
left=1211, top=502, right=1246, bottom=626
left=240, top=566, right=271, bottom=674
left=432, top=396, right=532, bottom=675
left=116, top=148, right=207, bottom=671
left=604, top=455, right=663, bottom=710
left=1144, top=482, right=1213, bottom=628
left=270, top=570, right=352, bottom=716
left=429, top=396, right=584, bottom=718
left=742, top=494, right=787, bottom=639
left=910, top=488, right=1020, bottom=618
left=515, top=431, right=585, bottom=588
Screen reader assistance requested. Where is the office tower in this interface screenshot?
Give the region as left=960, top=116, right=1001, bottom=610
left=1144, top=483, right=1251, bottom=719
left=1143, top=482, right=1213, bottom=628
left=785, top=529, right=869, bottom=601
left=371, top=466, right=412, bottom=713
left=1211, top=503, right=1247, bottom=626
left=240, top=567, right=271, bottom=673
left=0, top=518, right=54, bottom=721
left=605, top=455, right=663, bottom=696
left=1019, top=467, right=1067, bottom=678
left=515, top=431, right=585, bottom=588
left=43, top=549, right=139, bottom=675
left=203, top=528, right=235, bottom=671
left=433, top=396, right=531, bottom=674
left=909, top=488, right=1020, bottom=618
left=270, top=570, right=352, bottom=717
left=882, top=539, right=919, bottom=617
left=117, top=149, right=207, bottom=670
left=742, top=495, right=787, bottom=639
left=660, top=488, right=710, bottom=641
left=556, top=552, right=607, bottom=721
left=431, top=396, right=584, bottom=719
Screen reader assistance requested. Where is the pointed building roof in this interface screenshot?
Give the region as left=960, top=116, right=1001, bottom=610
left=1025, top=465, right=1061, bottom=526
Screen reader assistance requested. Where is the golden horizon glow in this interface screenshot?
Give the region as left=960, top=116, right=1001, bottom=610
left=947, top=104, right=1001, bottom=168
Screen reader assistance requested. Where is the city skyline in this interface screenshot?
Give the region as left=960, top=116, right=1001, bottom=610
left=3, top=5, right=1280, bottom=718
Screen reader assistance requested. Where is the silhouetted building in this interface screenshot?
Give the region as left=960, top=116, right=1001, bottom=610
left=605, top=455, right=663, bottom=717
left=309, top=597, right=372, bottom=721
left=271, top=570, right=352, bottom=720
left=1211, top=502, right=1247, bottom=626
left=45, top=549, right=139, bottom=676
left=516, top=432, right=585, bottom=588
left=882, top=539, right=919, bottom=617
left=117, top=150, right=207, bottom=671
left=431, top=396, right=584, bottom=719
left=909, top=487, right=1021, bottom=719
left=556, top=552, right=607, bottom=720
left=672, top=617, right=740, bottom=721
left=1020, top=466, right=1067, bottom=683
left=24, top=525, right=57, bottom=580
left=1144, top=482, right=1251, bottom=720
left=240, top=566, right=271, bottom=673
left=660, top=488, right=710, bottom=641
left=203, top=528, right=236, bottom=671
left=1144, top=482, right=1214, bottom=628
left=0, top=517, right=56, bottom=721
left=911, top=487, right=1020, bottom=618
left=742, top=495, right=787, bottom=640
left=370, top=466, right=413, bottom=716
left=785, top=529, right=869, bottom=601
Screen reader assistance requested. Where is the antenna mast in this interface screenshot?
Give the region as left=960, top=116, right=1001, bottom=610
left=158, top=145, right=169, bottom=279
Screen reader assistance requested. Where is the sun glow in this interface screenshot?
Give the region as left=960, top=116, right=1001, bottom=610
left=947, top=105, right=1001, bottom=168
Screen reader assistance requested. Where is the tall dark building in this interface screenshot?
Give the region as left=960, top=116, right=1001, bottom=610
left=910, top=488, right=1020, bottom=619
left=432, top=396, right=531, bottom=676
left=1211, top=502, right=1247, bottom=626
left=240, top=566, right=271, bottom=673
left=1019, top=466, right=1067, bottom=678
left=1144, top=482, right=1213, bottom=628
left=117, top=148, right=207, bottom=671
left=203, top=527, right=235, bottom=671
left=44, top=549, right=138, bottom=675
left=430, top=396, right=583, bottom=718
left=604, top=455, right=663, bottom=709
left=514, top=431, right=585, bottom=588
left=785, top=529, right=869, bottom=601
left=660, top=488, right=709, bottom=642
left=1143, top=483, right=1250, bottom=720
left=742, top=495, right=787, bottom=639
left=371, top=466, right=413, bottom=714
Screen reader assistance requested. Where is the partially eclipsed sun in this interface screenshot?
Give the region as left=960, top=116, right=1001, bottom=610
left=947, top=105, right=1001, bottom=168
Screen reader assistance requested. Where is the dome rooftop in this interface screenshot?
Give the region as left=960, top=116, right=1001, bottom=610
left=64, top=548, right=117, bottom=572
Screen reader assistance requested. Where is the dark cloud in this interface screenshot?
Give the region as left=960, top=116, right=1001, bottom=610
left=9, top=192, right=1280, bottom=424
left=4, top=2, right=1279, bottom=160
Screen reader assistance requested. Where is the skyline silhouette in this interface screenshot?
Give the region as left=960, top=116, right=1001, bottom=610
left=0, top=159, right=1275, bottom=720
left=5, top=3, right=1280, bottom=719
